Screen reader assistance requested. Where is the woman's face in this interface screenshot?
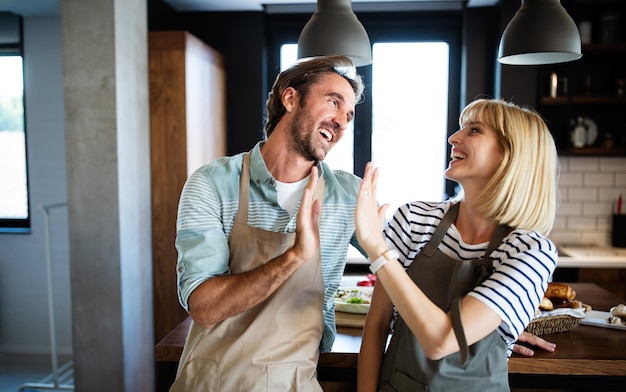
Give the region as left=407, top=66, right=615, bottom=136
left=445, top=118, right=505, bottom=188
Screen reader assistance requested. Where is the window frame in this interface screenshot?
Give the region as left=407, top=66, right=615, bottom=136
left=0, top=14, right=31, bottom=233
left=265, top=10, right=463, bottom=198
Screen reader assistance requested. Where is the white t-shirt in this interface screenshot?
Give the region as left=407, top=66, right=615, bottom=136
left=275, top=176, right=309, bottom=217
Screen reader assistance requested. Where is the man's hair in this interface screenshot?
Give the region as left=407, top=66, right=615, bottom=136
left=457, top=98, right=559, bottom=235
left=263, top=55, right=365, bottom=138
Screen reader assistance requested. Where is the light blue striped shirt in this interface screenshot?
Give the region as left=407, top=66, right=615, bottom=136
left=176, top=142, right=363, bottom=352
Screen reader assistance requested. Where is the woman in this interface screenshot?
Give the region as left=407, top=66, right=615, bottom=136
left=355, top=98, right=559, bottom=391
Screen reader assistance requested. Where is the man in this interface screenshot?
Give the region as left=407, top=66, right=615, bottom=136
left=170, top=55, right=365, bottom=391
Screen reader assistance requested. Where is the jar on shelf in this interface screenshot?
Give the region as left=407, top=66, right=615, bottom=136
left=617, top=78, right=625, bottom=97
left=600, top=10, right=621, bottom=43
left=571, top=117, right=587, bottom=148
left=602, top=133, right=616, bottom=149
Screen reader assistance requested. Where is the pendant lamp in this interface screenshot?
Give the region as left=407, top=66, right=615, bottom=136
left=498, top=0, right=582, bottom=65
left=297, top=0, right=372, bottom=67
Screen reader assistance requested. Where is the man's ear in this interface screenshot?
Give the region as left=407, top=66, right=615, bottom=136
left=282, top=87, right=297, bottom=112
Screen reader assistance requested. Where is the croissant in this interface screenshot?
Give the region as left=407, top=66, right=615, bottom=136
left=539, top=296, right=553, bottom=311
left=545, top=282, right=576, bottom=300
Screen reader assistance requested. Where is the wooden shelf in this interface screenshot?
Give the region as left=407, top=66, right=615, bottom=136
left=541, top=96, right=626, bottom=105
left=581, top=42, right=626, bottom=54
left=562, top=147, right=625, bottom=156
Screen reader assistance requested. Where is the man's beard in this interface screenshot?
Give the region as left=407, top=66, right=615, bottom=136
left=289, top=109, right=334, bottom=162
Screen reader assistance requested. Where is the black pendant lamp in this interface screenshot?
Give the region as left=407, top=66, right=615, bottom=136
left=297, top=0, right=372, bottom=67
left=498, top=0, right=582, bottom=65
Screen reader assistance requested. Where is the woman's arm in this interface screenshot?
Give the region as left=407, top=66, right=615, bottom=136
left=374, top=260, right=502, bottom=360
left=355, top=163, right=502, bottom=359
left=357, top=281, right=394, bottom=392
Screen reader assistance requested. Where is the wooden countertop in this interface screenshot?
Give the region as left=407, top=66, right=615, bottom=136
left=155, top=283, right=626, bottom=389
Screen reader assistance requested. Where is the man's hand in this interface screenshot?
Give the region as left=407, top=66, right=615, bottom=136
left=513, top=331, right=556, bottom=356
left=292, top=166, right=321, bottom=263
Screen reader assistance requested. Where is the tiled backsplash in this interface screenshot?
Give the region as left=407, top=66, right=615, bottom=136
left=550, top=156, right=626, bottom=246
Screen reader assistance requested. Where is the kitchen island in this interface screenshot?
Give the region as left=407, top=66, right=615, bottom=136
left=155, top=283, right=626, bottom=391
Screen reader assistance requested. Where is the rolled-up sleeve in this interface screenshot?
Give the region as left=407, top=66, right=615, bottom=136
left=175, top=170, right=230, bottom=311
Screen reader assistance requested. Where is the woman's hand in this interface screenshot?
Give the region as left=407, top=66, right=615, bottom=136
left=513, top=331, right=556, bottom=356
left=355, top=162, right=390, bottom=258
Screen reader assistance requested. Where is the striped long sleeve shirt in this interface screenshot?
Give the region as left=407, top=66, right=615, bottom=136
left=384, top=200, right=557, bottom=356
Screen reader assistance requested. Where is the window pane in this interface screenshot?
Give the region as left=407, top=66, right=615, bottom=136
left=0, top=55, right=28, bottom=221
left=371, top=42, right=449, bottom=217
left=280, top=44, right=354, bottom=173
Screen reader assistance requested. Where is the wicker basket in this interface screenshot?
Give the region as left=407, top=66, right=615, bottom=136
left=525, top=314, right=583, bottom=335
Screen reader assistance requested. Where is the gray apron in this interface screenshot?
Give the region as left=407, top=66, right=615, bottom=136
left=171, top=153, right=325, bottom=392
left=379, top=203, right=510, bottom=392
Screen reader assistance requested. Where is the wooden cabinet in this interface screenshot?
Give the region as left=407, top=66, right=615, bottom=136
left=578, top=268, right=626, bottom=301
left=536, top=1, right=626, bottom=156
left=149, top=31, right=226, bottom=343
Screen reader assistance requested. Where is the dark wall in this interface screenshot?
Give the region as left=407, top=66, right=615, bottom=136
left=148, top=0, right=267, bottom=155
left=495, top=0, right=539, bottom=106
left=463, top=6, right=499, bottom=104
left=182, top=12, right=267, bottom=155
left=147, top=0, right=530, bottom=156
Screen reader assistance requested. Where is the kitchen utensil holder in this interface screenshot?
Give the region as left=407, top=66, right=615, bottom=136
left=612, top=214, right=626, bottom=247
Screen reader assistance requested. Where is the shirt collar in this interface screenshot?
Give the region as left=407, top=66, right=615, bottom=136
left=249, top=142, right=273, bottom=185
left=249, top=141, right=325, bottom=185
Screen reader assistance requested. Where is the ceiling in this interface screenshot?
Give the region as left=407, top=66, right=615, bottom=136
left=162, top=0, right=497, bottom=12
left=0, top=0, right=498, bottom=17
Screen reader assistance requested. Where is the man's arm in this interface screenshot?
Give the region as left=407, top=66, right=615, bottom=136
left=188, top=167, right=322, bottom=328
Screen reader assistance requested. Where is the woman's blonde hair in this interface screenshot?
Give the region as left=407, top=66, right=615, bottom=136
left=458, top=98, right=559, bottom=235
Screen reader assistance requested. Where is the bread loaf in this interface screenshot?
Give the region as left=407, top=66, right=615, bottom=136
left=553, top=299, right=583, bottom=309
left=539, top=296, right=553, bottom=311
left=545, top=282, right=576, bottom=300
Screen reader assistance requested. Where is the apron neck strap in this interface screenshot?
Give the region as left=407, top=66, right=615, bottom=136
left=237, top=153, right=326, bottom=223
left=422, top=202, right=511, bottom=258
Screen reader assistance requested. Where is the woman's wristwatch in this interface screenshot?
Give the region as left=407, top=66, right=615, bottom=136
left=369, top=249, right=399, bottom=274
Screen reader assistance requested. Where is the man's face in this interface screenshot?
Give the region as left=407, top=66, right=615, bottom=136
left=288, top=73, right=356, bottom=161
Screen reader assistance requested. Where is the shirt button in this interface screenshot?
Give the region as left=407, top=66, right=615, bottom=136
left=269, top=179, right=275, bottom=186
left=255, top=179, right=261, bottom=185
left=272, top=202, right=278, bottom=207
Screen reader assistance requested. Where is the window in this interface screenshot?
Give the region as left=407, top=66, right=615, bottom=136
left=275, top=11, right=461, bottom=216
left=0, top=14, right=29, bottom=233
left=270, top=11, right=462, bottom=261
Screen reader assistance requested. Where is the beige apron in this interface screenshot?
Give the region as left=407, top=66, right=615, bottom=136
left=171, top=153, right=325, bottom=392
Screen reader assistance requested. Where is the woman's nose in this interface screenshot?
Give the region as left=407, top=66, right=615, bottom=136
left=448, top=129, right=461, bottom=145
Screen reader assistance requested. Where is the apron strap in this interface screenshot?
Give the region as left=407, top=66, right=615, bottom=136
left=422, top=202, right=459, bottom=257
left=236, top=152, right=326, bottom=222
left=451, top=222, right=512, bottom=366
left=235, top=152, right=252, bottom=224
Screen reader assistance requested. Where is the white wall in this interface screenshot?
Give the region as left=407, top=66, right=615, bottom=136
left=0, top=16, right=72, bottom=355
left=551, top=156, right=626, bottom=246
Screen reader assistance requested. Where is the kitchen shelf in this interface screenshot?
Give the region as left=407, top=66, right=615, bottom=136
left=540, top=96, right=626, bottom=105
left=534, top=1, right=626, bottom=156
left=565, top=147, right=626, bottom=155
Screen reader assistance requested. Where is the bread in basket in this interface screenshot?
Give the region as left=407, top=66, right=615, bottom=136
left=525, top=282, right=590, bottom=335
